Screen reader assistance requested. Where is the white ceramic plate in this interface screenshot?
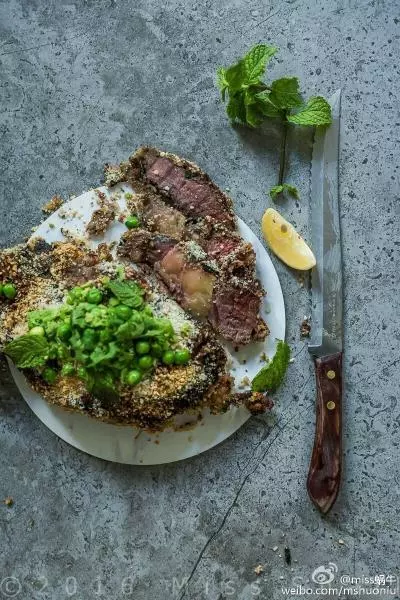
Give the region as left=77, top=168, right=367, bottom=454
left=9, top=184, right=285, bottom=464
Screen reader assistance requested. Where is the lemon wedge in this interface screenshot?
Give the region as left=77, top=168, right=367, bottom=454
left=261, top=208, right=316, bottom=270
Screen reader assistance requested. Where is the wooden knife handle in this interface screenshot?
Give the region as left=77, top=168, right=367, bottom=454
left=307, top=352, right=343, bottom=514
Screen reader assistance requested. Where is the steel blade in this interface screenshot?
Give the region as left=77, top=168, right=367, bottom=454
left=308, top=90, right=343, bottom=357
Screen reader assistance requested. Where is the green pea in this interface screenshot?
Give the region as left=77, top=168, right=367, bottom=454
left=43, top=367, right=57, bottom=384
left=162, top=350, right=175, bottom=366
left=136, top=340, right=150, bottom=355
left=61, top=364, right=75, bottom=376
left=86, top=288, right=103, bottom=305
left=115, top=305, right=133, bottom=320
left=138, top=355, right=153, bottom=370
left=126, top=369, right=142, bottom=386
left=125, top=215, right=140, bottom=229
left=29, top=326, right=45, bottom=337
left=151, top=343, right=163, bottom=358
left=174, top=348, right=191, bottom=365
left=57, top=323, right=72, bottom=341
left=3, top=283, right=17, bottom=299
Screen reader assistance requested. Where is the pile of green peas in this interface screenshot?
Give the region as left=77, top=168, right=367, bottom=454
left=26, top=282, right=191, bottom=389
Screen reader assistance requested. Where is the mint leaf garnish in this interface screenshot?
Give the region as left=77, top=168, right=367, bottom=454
left=287, top=96, right=332, bottom=126
left=251, top=340, right=291, bottom=393
left=5, top=335, right=49, bottom=368
left=254, top=91, right=281, bottom=118
left=107, top=280, right=144, bottom=308
left=269, top=77, right=303, bottom=109
left=243, top=44, right=277, bottom=83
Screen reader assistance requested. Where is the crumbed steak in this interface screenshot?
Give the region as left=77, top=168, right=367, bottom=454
left=109, top=147, right=269, bottom=345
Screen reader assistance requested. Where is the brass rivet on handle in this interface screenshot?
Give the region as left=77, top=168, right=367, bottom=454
left=327, top=370, right=336, bottom=380
left=327, top=401, right=336, bottom=410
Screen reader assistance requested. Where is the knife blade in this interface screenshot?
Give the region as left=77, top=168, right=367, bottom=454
left=307, top=90, right=343, bottom=514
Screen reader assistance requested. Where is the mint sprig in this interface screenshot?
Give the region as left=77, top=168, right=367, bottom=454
left=251, top=340, right=291, bottom=393
left=5, top=335, right=49, bottom=368
left=216, top=44, right=332, bottom=200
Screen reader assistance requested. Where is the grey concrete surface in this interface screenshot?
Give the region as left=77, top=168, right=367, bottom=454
left=1, top=0, right=399, bottom=598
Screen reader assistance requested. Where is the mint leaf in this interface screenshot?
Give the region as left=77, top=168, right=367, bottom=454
left=226, top=93, right=247, bottom=124
left=283, top=184, right=299, bottom=198
left=269, top=183, right=299, bottom=200
left=141, top=318, right=174, bottom=340
left=269, top=77, right=303, bottom=109
left=216, top=67, right=228, bottom=101
left=217, top=44, right=277, bottom=100
left=251, top=340, right=291, bottom=393
left=245, top=104, right=263, bottom=128
left=108, top=280, right=144, bottom=308
left=269, top=185, right=285, bottom=199
left=287, top=96, right=332, bottom=126
left=224, top=62, right=246, bottom=93
left=5, top=335, right=49, bottom=368
left=244, top=89, right=264, bottom=127
left=254, top=91, right=281, bottom=118
left=243, top=44, right=277, bottom=83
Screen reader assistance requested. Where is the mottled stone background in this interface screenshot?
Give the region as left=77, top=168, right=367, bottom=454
left=0, top=0, right=399, bottom=598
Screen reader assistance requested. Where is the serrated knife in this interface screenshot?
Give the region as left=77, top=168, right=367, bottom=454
left=307, top=89, right=343, bottom=515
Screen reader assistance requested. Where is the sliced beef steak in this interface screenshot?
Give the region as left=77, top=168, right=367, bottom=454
left=108, top=147, right=269, bottom=345
left=206, top=234, right=241, bottom=259
left=126, top=147, right=236, bottom=228
left=210, top=280, right=268, bottom=345
left=118, top=232, right=268, bottom=344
